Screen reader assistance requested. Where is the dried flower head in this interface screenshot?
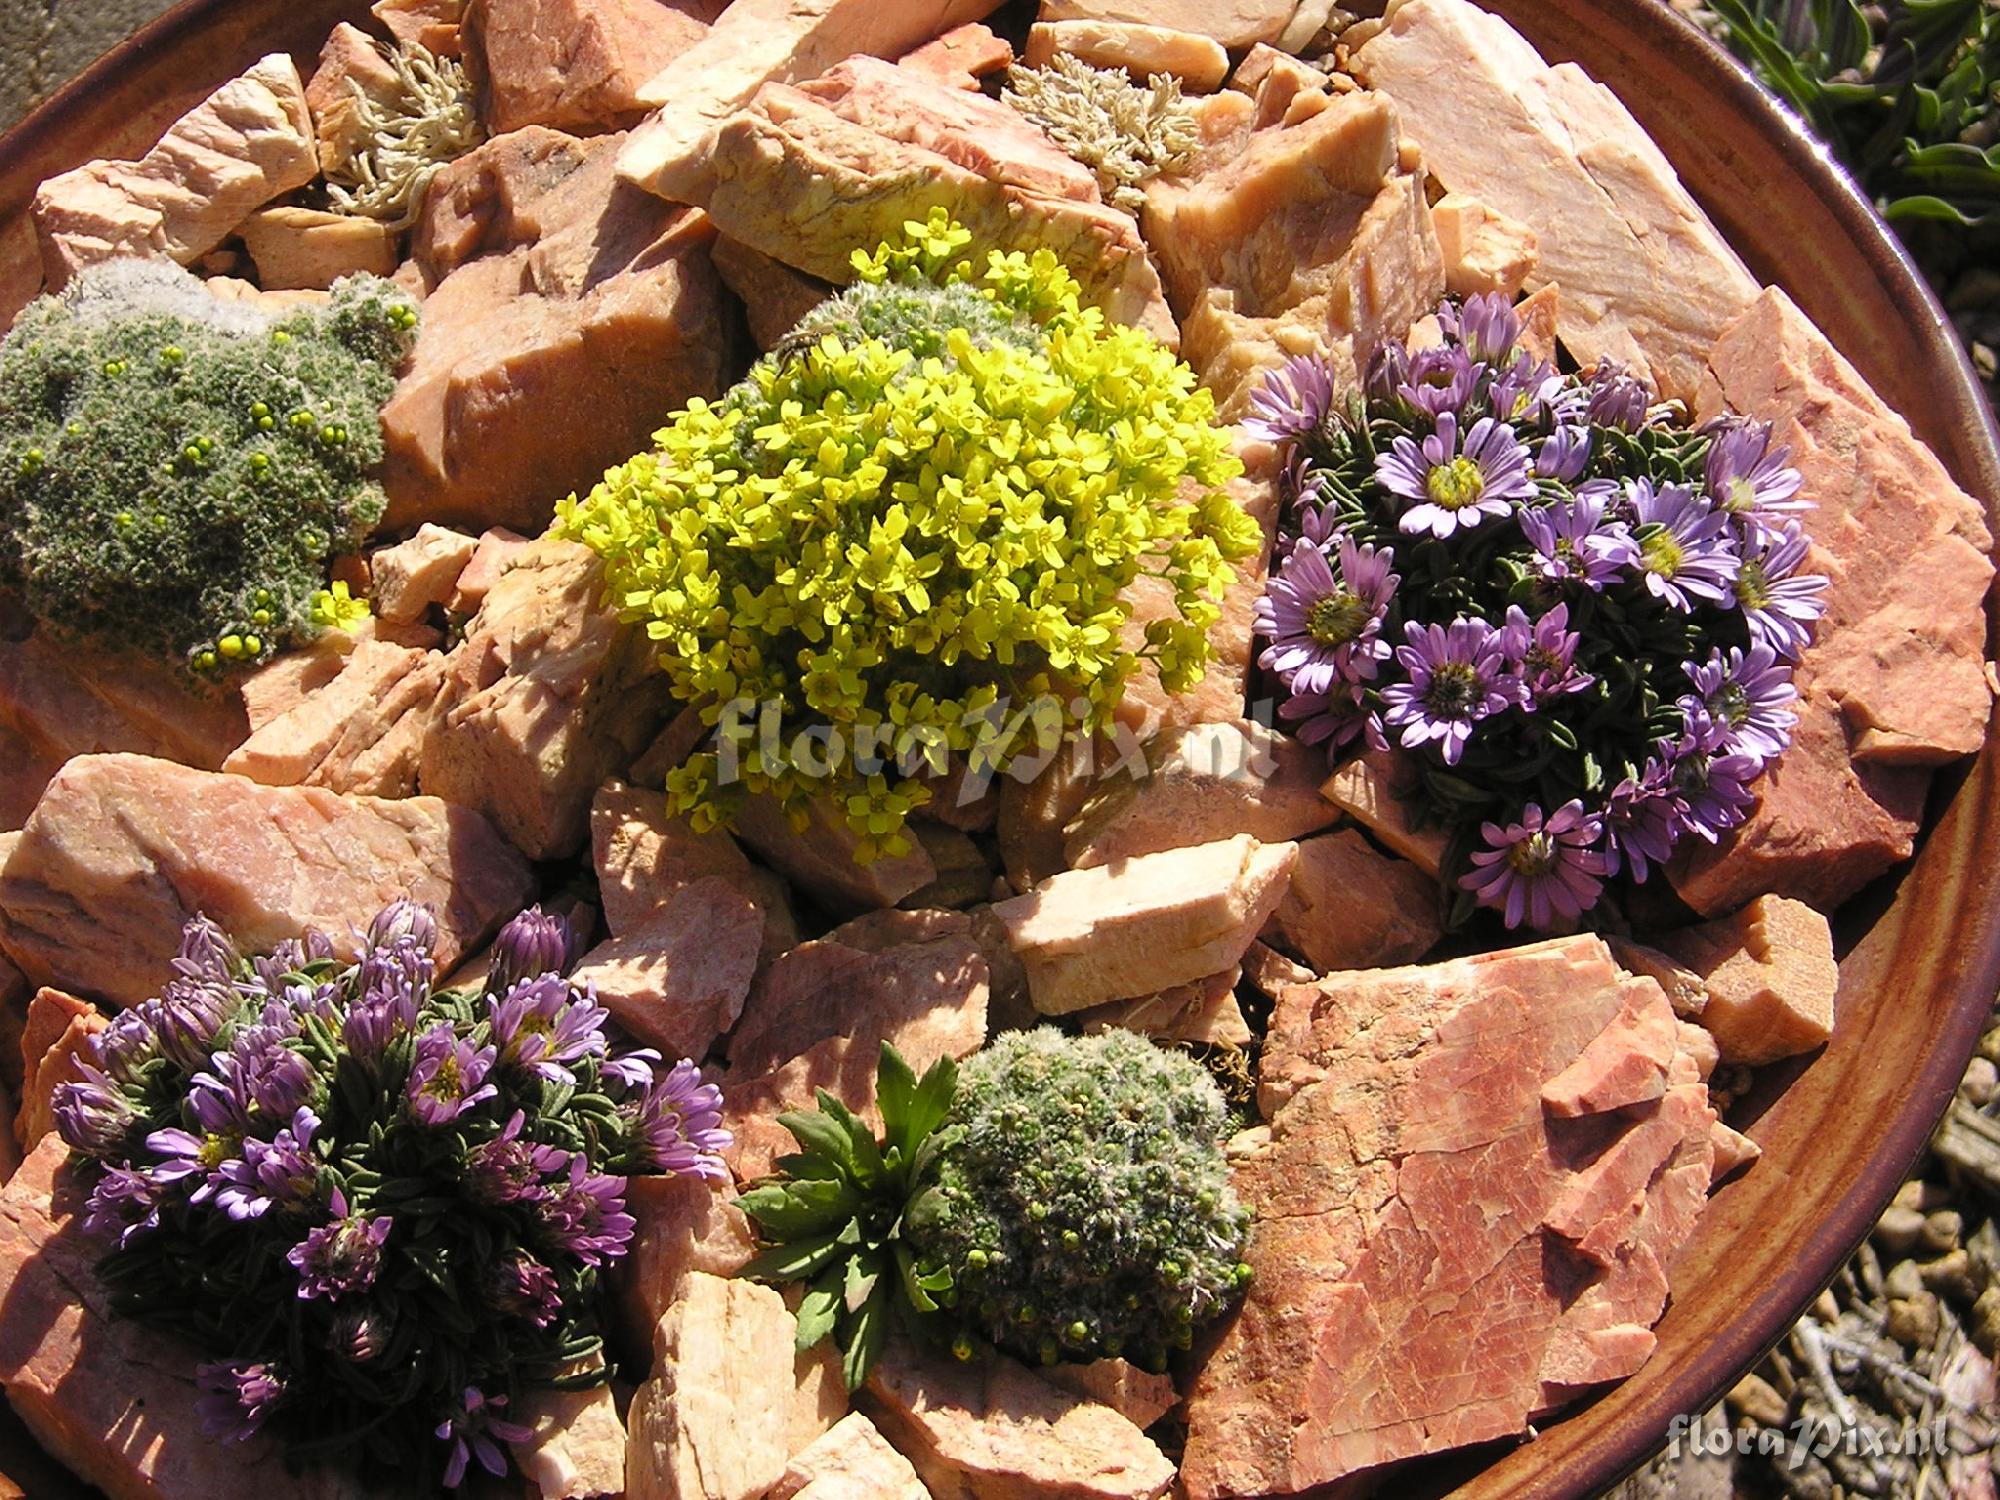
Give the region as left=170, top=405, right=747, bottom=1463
left=323, top=39, right=483, bottom=228
left=1002, top=54, right=1199, bottom=212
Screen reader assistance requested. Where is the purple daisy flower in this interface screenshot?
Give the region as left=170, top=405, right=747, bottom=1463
left=1681, top=644, right=1798, bottom=761
left=1252, top=533, right=1398, bottom=695
left=1377, top=411, right=1537, bottom=540
left=630, top=1060, right=732, bottom=1180
left=50, top=1059, right=136, bottom=1158
left=1733, top=520, right=1827, bottom=659
left=437, top=1387, right=534, bottom=1490
left=1243, top=353, right=1338, bottom=449
left=288, top=1187, right=392, bottom=1301
left=1603, top=763, right=1687, bottom=883
left=1533, top=424, right=1593, bottom=483
left=406, top=1023, right=499, bottom=1127
left=488, top=974, right=609, bottom=1085
left=1629, top=479, right=1740, bottom=610
left=464, top=1111, right=568, bottom=1205
left=1518, top=490, right=1640, bottom=592
left=489, top=1249, right=563, bottom=1328
left=1496, top=603, right=1594, bottom=703
left=1381, top=618, right=1523, bottom=765
left=1460, top=799, right=1614, bottom=929
left=197, top=1359, right=288, bottom=1445
left=1279, top=681, right=1389, bottom=758
left=1583, top=359, right=1653, bottom=431
left=1397, top=345, right=1482, bottom=419
left=1444, top=291, right=1522, bottom=365
left=1704, top=417, right=1807, bottom=523
left=537, top=1155, right=635, bottom=1268
left=186, top=1051, right=257, bottom=1136
left=1489, top=356, right=1567, bottom=427
left=235, top=1035, right=317, bottom=1120
left=248, top=930, right=335, bottom=998
left=82, top=1164, right=162, bottom=1247
left=1663, top=723, right=1763, bottom=843
left=145, top=1123, right=237, bottom=1205
left=485, top=905, right=577, bottom=997
left=212, top=1107, right=321, bottom=1221
left=1364, top=338, right=1411, bottom=408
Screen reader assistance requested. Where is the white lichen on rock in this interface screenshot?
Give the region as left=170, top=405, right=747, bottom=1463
left=324, top=40, right=481, bottom=228
left=1002, top=54, right=1198, bottom=213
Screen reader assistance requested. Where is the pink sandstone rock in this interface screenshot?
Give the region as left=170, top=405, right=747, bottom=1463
left=1143, top=88, right=1443, bottom=418
left=419, top=538, right=668, bottom=861
left=305, top=22, right=401, bottom=173
left=1652, top=894, right=1838, bottom=1066
left=465, top=0, right=721, bottom=135
left=0, top=1138, right=370, bottom=1500
left=992, top=834, right=1298, bottom=1014
left=1182, top=935, right=1718, bottom=1497
left=14, top=989, right=104, bottom=1154
left=862, top=1339, right=1176, bottom=1500
left=1431, top=190, right=1538, bottom=298
left=617, top=0, right=1008, bottom=194
left=1042, top=1359, right=1182, bottom=1431
left=731, top=792, right=936, bottom=913
left=607, top=1174, right=755, bottom=1363
left=1077, top=967, right=1252, bottom=1048
left=569, top=877, right=762, bottom=1061
left=375, top=0, right=463, bottom=55
left=1263, top=828, right=1441, bottom=972
left=371, top=524, right=480, bottom=624
left=769, top=1412, right=930, bottom=1500
left=222, top=637, right=446, bottom=798
left=711, top=234, right=832, bottom=351
left=592, top=781, right=798, bottom=961
left=32, top=54, right=318, bottom=289
left=997, top=744, right=1104, bottom=891
left=508, top=1364, right=627, bottom=1500
left=1025, top=20, right=1230, bottom=91
left=1037, top=0, right=1297, bottom=50
left=1063, top=718, right=1337, bottom=869
left=383, top=127, right=729, bottom=534
left=1349, top=0, right=1761, bottom=406
left=897, top=22, right=1013, bottom=90
left=0, top=754, right=532, bottom=1007
left=238, top=206, right=400, bottom=290
left=1317, top=748, right=1446, bottom=877
left=0, top=632, right=249, bottom=833
left=448, top=526, right=531, bottom=615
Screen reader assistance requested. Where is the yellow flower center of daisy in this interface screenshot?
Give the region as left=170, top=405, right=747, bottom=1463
left=1640, top=529, right=1684, bottom=578
left=1724, top=475, right=1759, bottom=514
left=1425, top=457, right=1486, bottom=511
left=1736, top=557, right=1770, bottom=611
left=1306, top=591, right=1370, bottom=647
left=1425, top=660, right=1480, bottom=717
left=425, top=1054, right=462, bottom=1098
left=199, top=1131, right=238, bottom=1169
left=1506, top=832, right=1560, bottom=877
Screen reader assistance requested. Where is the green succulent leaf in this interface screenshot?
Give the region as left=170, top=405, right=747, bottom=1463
left=795, top=1265, right=843, bottom=1353
left=840, top=1275, right=894, bottom=1391
left=738, top=1176, right=861, bottom=1238
left=741, top=1227, right=852, bottom=1285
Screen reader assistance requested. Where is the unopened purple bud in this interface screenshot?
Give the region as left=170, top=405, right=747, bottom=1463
left=173, top=915, right=240, bottom=986
left=366, top=899, right=437, bottom=954
left=1364, top=338, right=1411, bottom=408
left=51, top=1060, right=136, bottom=1158
left=329, top=1305, right=393, bottom=1363
left=486, top=906, right=575, bottom=996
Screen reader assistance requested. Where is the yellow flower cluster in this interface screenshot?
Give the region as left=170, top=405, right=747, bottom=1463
left=556, top=212, right=1258, bottom=859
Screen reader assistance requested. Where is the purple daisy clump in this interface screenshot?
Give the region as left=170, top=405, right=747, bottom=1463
left=1243, top=353, right=1338, bottom=449
left=1518, top=490, right=1640, bottom=592
left=1381, top=617, right=1522, bottom=765
left=485, top=905, right=577, bottom=997
left=212, top=1107, right=322, bottom=1221
left=436, top=1387, right=534, bottom=1490
left=1534, top=424, right=1593, bottom=483
left=1252, top=532, right=1398, bottom=695
left=489, top=1249, right=563, bottom=1328
left=1629, top=479, right=1740, bottom=610
left=537, top=1154, right=635, bottom=1268
left=1733, top=520, right=1827, bottom=659
left=630, top=1060, right=731, bottom=1180
left=1704, top=417, right=1807, bottom=525
left=1376, top=411, right=1537, bottom=540
left=197, top=1359, right=288, bottom=1445
left=488, top=974, right=609, bottom=1085
left=1602, top=763, right=1688, bottom=883
left=1278, top=681, right=1389, bottom=758
left=1460, top=799, right=1614, bottom=929
left=464, top=1111, right=567, bottom=1205
left=1496, top=603, right=1594, bottom=704
left=1397, top=345, right=1482, bottom=419
left=406, top=1023, right=500, bottom=1127
left=82, top=1163, right=162, bottom=1247
left=1681, top=643, right=1798, bottom=761
left=1582, top=359, right=1652, bottom=431
left=50, top=1059, right=137, bottom=1159
left=287, top=1187, right=392, bottom=1301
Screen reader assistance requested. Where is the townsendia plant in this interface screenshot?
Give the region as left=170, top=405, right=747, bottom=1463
left=740, top=1030, right=1250, bottom=1385
left=0, top=260, right=416, bottom=675
left=1247, top=293, right=1829, bottom=930
left=557, top=210, right=1260, bottom=861
left=51, top=903, right=728, bottom=1491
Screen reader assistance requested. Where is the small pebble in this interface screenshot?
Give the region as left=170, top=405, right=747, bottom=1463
left=1885, top=1292, right=1941, bottom=1349
left=1893, top=1179, right=1949, bottom=1213
left=1874, top=1205, right=1926, bottom=1256
left=1973, top=1286, right=2000, bottom=1358
left=1727, top=1371, right=1789, bottom=1429
left=1921, top=1209, right=1964, bottom=1254
left=1963, top=1055, right=1999, bottom=1107
left=1884, top=1258, right=1924, bottom=1301
left=1919, top=1247, right=1981, bottom=1305
left=1811, top=1289, right=1839, bottom=1324
left=1979, top=1025, right=2000, bottom=1065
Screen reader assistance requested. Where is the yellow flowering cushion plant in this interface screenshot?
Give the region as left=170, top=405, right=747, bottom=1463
left=555, top=211, right=1259, bottom=860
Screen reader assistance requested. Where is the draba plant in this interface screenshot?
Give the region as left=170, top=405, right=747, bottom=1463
left=556, top=210, right=1260, bottom=861
left=0, top=260, right=416, bottom=675
left=1247, top=292, right=1828, bottom=930
left=52, top=903, right=728, bottom=1491
left=739, top=1030, right=1250, bottom=1386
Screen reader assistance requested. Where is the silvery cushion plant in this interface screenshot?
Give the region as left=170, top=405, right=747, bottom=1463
left=52, top=902, right=728, bottom=1491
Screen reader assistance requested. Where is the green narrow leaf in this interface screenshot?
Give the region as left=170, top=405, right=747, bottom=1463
left=739, top=1227, right=850, bottom=1284
left=840, top=1277, right=893, bottom=1391
left=778, top=1107, right=860, bottom=1180
left=843, top=1249, right=883, bottom=1313
left=876, top=1043, right=918, bottom=1144
left=737, top=1176, right=861, bottom=1238
left=816, top=1092, right=885, bottom=1187
left=795, top=1265, right=842, bottom=1352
